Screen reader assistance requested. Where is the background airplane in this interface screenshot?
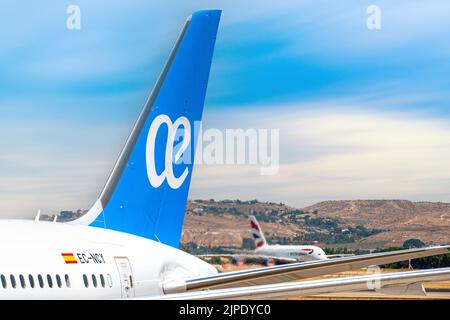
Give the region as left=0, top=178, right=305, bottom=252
left=200, top=215, right=352, bottom=266
left=249, top=215, right=328, bottom=263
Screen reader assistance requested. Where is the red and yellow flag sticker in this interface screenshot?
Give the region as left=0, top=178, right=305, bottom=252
left=61, top=253, right=77, bottom=264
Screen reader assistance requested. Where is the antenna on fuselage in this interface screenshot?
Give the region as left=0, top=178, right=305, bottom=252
left=34, top=209, right=41, bottom=222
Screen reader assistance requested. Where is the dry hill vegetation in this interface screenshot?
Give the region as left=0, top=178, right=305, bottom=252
left=181, top=199, right=450, bottom=248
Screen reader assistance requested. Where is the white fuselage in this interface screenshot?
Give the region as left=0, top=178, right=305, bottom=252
left=255, top=245, right=328, bottom=262
left=0, top=220, right=217, bottom=299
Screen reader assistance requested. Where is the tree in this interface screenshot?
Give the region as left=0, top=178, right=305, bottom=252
left=403, top=239, right=425, bottom=249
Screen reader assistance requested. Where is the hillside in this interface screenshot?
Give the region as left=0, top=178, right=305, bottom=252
left=181, top=200, right=304, bottom=247
left=304, top=200, right=450, bottom=245
left=181, top=199, right=450, bottom=248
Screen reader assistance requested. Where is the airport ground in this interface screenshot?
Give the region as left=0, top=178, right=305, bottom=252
left=214, top=264, right=450, bottom=300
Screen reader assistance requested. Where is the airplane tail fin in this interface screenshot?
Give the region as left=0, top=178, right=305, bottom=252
left=71, top=10, right=221, bottom=248
left=249, top=215, right=267, bottom=248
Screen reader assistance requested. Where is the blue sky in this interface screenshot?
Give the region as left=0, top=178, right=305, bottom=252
left=0, top=1, right=449, bottom=217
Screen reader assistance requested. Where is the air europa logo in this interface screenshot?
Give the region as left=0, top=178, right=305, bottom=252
left=146, top=114, right=191, bottom=189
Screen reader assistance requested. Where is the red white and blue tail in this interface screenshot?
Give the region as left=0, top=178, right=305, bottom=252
left=249, top=216, right=267, bottom=248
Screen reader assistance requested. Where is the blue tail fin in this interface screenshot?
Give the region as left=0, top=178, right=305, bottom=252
left=73, top=10, right=221, bottom=248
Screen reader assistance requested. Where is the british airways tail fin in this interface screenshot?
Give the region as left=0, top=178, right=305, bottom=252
left=71, top=10, right=221, bottom=248
left=249, top=216, right=268, bottom=248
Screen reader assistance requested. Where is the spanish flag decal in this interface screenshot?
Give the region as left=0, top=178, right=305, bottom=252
left=61, top=253, right=77, bottom=264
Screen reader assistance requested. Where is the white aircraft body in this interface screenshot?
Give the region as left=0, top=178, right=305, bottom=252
left=0, top=221, right=216, bottom=299
left=0, top=10, right=449, bottom=300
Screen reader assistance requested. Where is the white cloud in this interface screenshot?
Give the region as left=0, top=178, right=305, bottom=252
left=263, top=1, right=450, bottom=61
left=0, top=99, right=448, bottom=218
left=189, top=102, right=450, bottom=207
left=0, top=117, right=129, bottom=219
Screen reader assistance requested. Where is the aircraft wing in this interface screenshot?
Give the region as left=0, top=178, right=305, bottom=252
left=197, top=254, right=236, bottom=258
left=162, top=245, right=450, bottom=293
left=257, top=256, right=297, bottom=264
left=153, top=267, right=450, bottom=300
left=197, top=254, right=297, bottom=264
left=327, top=254, right=355, bottom=258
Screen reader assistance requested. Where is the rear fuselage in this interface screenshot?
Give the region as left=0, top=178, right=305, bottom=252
left=0, top=220, right=217, bottom=299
